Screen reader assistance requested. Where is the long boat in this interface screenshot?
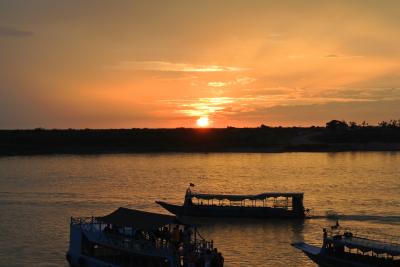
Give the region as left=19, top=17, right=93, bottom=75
left=66, top=207, right=224, bottom=267
left=156, top=186, right=307, bottom=219
left=292, top=224, right=400, bottom=267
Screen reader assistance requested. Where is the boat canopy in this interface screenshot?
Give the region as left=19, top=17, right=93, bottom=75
left=330, top=236, right=400, bottom=256
left=97, top=207, right=181, bottom=230
left=189, top=192, right=303, bottom=201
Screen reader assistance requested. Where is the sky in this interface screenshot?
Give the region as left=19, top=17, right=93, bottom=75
left=1, top=0, right=400, bottom=128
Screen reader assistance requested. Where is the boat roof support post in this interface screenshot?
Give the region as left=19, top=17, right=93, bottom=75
left=292, top=195, right=304, bottom=213
left=194, top=226, right=197, bottom=244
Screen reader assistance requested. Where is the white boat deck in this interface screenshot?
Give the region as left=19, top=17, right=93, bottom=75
left=292, top=242, right=321, bottom=255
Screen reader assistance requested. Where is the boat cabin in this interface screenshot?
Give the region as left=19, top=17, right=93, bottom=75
left=322, top=227, right=400, bottom=266
left=184, top=188, right=305, bottom=214
left=67, top=207, right=223, bottom=267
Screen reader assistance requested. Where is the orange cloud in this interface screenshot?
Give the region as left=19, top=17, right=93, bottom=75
left=109, top=61, right=249, bottom=72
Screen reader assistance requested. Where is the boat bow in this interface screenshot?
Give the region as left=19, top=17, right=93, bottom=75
left=155, top=201, right=182, bottom=215
left=292, top=242, right=321, bottom=256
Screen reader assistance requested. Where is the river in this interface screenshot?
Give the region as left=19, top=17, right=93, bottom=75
left=0, top=152, right=399, bottom=266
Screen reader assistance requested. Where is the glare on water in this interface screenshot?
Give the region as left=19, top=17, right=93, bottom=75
left=0, top=152, right=399, bottom=266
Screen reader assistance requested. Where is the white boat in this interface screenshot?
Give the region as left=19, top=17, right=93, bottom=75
left=292, top=223, right=400, bottom=267
left=66, top=207, right=224, bottom=267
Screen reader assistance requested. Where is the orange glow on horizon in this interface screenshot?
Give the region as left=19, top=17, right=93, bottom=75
left=1, top=2, right=400, bottom=129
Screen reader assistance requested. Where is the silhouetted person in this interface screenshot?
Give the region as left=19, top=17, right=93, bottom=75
left=104, top=224, right=111, bottom=233
left=171, top=225, right=180, bottom=248
left=217, top=252, right=224, bottom=267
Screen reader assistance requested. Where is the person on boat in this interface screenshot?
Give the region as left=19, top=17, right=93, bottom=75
left=161, top=226, right=170, bottom=240
left=179, top=228, right=184, bottom=243
left=103, top=224, right=111, bottom=233
left=184, top=186, right=193, bottom=206
left=195, top=252, right=205, bottom=267
left=203, top=249, right=212, bottom=267
left=186, top=251, right=197, bottom=267
left=217, top=252, right=224, bottom=267
left=211, top=249, right=218, bottom=267
left=322, top=228, right=329, bottom=249
left=183, top=225, right=192, bottom=245
left=171, top=225, right=180, bottom=248
left=211, top=248, right=224, bottom=267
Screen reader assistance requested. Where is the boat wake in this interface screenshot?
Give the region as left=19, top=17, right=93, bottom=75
left=309, top=211, right=400, bottom=224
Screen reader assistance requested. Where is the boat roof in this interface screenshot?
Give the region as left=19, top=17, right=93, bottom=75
left=328, top=236, right=400, bottom=256
left=97, top=207, right=181, bottom=230
left=190, top=192, right=303, bottom=201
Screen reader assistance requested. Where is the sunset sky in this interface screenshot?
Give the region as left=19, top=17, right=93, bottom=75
left=1, top=0, right=400, bottom=128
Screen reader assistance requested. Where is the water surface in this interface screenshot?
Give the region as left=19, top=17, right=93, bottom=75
left=0, top=152, right=399, bottom=266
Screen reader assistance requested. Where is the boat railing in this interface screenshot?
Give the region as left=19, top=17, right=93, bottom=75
left=190, top=198, right=292, bottom=209
left=193, top=229, right=214, bottom=252
left=71, top=216, right=95, bottom=225
left=96, top=231, right=174, bottom=258
left=71, top=217, right=215, bottom=257
left=71, top=217, right=176, bottom=257
left=327, top=228, right=400, bottom=248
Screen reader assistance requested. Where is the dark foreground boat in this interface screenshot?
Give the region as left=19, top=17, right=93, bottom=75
left=66, top=207, right=224, bottom=267
left=292, top=224, right=400, bottom=267
left=156, top=186, right=307, bottom=219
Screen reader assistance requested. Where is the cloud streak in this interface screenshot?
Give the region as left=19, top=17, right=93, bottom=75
left=207, top=77, right=256, bottom=87
left=110, top=61, right=249, bottom=73
left=0, top=26, right=33, bottom=37
left=323, top=54, right=365, bottom=59
left=162, top=86, right=400, bottom=121
left=163, top=97, right=237, bottom=117
left=224, top=100, right=400, bottom=126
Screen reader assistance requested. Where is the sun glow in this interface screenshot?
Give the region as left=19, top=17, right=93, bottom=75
left=196, top=117, right=209, bottom=127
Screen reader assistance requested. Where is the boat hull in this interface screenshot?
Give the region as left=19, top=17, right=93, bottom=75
left=292, top=242, right=396, bottom=267
left=156, top=201, right=305, bottom=219
left=305, top=254, right=385, bottom=267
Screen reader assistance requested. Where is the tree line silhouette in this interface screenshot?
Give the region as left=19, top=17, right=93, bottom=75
left=0, top=120, right=399, bottom=155
left=326, top=119, right=400, bottom=130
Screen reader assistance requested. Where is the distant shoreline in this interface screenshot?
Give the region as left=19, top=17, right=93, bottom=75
left=1, top=126, right=400, bottom=156
left=2, top=142, right=400, bottom=156
left=1, top=146, right=400, bottom=157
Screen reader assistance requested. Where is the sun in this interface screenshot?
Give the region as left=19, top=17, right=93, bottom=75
left=196, top=116, right=209, bottom=127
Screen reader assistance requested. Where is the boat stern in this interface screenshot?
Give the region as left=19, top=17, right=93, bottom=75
left=66, top=221, right=84, bottom=266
